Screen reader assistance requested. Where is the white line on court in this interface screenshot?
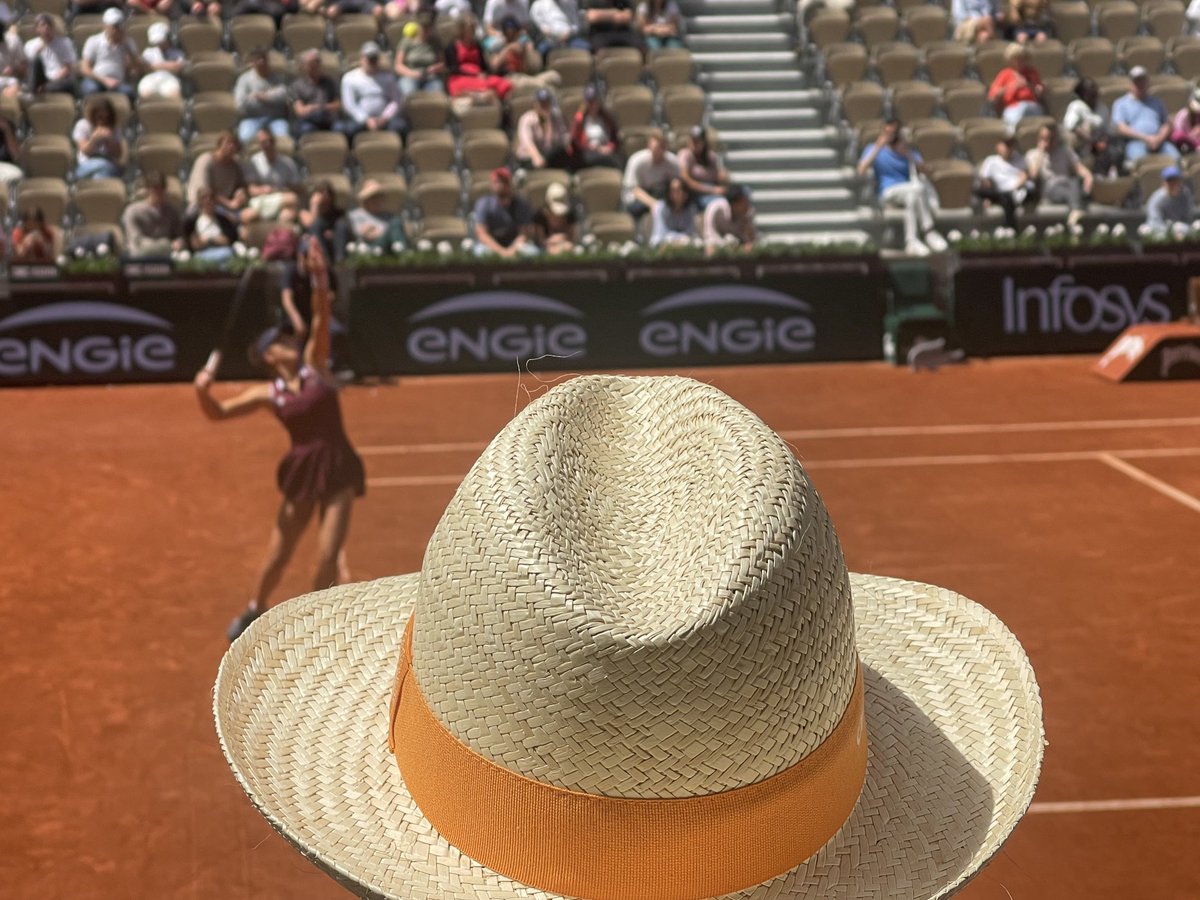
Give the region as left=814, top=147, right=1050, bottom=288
left=357, top=416, right=1200, bottom=457
left=1028, top=796, right=1200, bottom=814
left=1097, top=452, right=1200, bottom=515
left=364, top=446, right=1200, bottom=488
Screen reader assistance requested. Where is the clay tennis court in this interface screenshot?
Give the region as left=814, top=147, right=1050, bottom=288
left=3, top=355, right=1198, bottom=899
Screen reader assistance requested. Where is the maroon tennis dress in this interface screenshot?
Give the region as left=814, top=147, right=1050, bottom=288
left=269, top=365, right=365, bottom=504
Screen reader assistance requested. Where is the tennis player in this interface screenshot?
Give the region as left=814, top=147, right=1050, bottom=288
left=193, top=239, right=365, bottom=641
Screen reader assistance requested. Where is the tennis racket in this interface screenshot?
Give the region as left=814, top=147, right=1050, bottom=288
left=203, top=263, right=260, bottom=377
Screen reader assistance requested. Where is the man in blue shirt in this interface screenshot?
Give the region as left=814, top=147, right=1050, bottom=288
left=1112, top=67, right=1179, bottom=165
left=857, top=120, right=948, bottom=256
left=473, top=167, right=540, bottom=257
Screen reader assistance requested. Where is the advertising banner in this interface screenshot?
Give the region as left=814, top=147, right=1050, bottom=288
left=0, top=275, right=271, bottom=386
left=349, top=266, right=885, bottom=375
left=954, top=255, right=1191, bottom=356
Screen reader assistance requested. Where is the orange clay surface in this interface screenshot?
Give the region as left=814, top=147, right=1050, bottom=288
left=2, top=356, right=1199, bottom=899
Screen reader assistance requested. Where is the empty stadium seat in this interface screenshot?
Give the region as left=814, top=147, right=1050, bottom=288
left=855, top=6, right=900, bottom=49
left=910, top=118, right=959, bottom=160
left=586, top=211, right=637, bottom=244
left=941, top=79, right=988, bottom=123
left=926, top=159, right=975, bottom=209
left=841, top=81, right=885, bottom=127
left=1169, top=35, right=1200, bottom=80
left=1097, top=1, right=1140, bottom=42
left=806, top=8, right=851, bottom=50
left=1145, top=0, right=1187, bottom=42
left=823, top=43, right=869, bottom=89
left=903, top=6, right=949, bottom=49
left=353, top=131, right=403, bottom=174
left=74, top=178, right=127, bottom=226
left=597, top=47, right=645, bottom=88
left=137, top=97, right=185, bottom=135
left=189, top=52, right=238, bottom=93
left=191, top=92, right=238, bottom=134
left=1069, top=37, right=1116, bottom=79
left=413, top=215, right=468, bottom=243
left=873, top=42, right=921, bottom=86
left=890, top=81, right=939, bottom=122
left=405, top=92, right=451, bottom=131
left=549, top=48, right=594, bottom=88
left=1049, top=0, right=1092, bottom=44
left=455, top=100, right=503, bottom=132
left=1150, top=74, right=1191, bottom=114
left=335, top=15, right=380, bottom=56
left=609, top=85, right=654, bottom=129
left=298, top=132, right=350, bottom=175
left=135, top=134, right=186, bottom=179
left=283, top=13, right=328, bottom=55
left=231, top=14, right=277, bottom=57
left=406, top=130, right=456, bottom=173
left=1028, top=39, right=1067, bottom=78
left=1119, top=36, right=1166, bottom=73
left=461, top=129, right=512, bottom=174
left=660, top=84, right=706, bottom=134
left=1042, top=76, right=1080, bottom=119
left=647, top=49, right=694, bottom=89
left=923, top=42, right=970, bottom=85
left=18, top=178, right=70, bottom=226
left=576, top=167, right=623, bottom=213
left=412, top=171, right=462, bottom=218
left=24, top=94, right=75, bottom=135
left=961, top=117, right=1009, bottom=163
left=20, top=135, right=72, bottom=180
left=1090, top=175, right=1135, bottom=208
left=178, top=19, right=223, bottom=55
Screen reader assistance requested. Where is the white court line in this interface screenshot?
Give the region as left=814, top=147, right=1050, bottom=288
left=1029, top=796, right=1200, bottom=814
left=364, top=447, right=1200, bottom=488
left=1097, top=452, right=1200, bottom=515
left=357, top=416, right=1200, bottom=457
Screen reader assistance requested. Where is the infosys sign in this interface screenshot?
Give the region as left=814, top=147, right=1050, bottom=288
left=955, top=262, right=1189, bottom=355
left=638, top=285, right=816, bottom=362
left=0, top=301, right=177, bottom=381
left=405, top=292, right=587, bottom=367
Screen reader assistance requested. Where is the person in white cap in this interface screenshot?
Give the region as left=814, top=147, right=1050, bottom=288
left=0, top=4, right=26, bottom=98
left=1113, top=66, right=1180, bottom=164
left=340, top=41, right=407, bottom=139
left=24, top=13, right=76, bottom=95
left=80, top=8, right=141, bottom=101
left=138, top=20, right=184, bottom=100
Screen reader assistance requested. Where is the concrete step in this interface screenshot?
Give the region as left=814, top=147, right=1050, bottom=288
left=756, top=208, right=875, bottom=229
left=736, top=167, right=855, bottom=187
left=699, top=69, right=807, bottom=89
left=709, top=88, right=825, bottom=109
left=678, top=0, right=781, bottom=16
left=687, top=32, right=794, bottom=53
left=686, top=13, right=795, bottom=34
left=711, top=107, right=822, bottom=129
left=750, top=187, right=857, bottom=213
left=716, top=127, right=833, bottom=147
left=725, top=147, right=842, bottom=172
left=689, top=50, right=796, bottom=69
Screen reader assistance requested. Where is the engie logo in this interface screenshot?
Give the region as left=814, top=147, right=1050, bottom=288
left=406, top=292, right=587, bottom=365
left=0, top=301, right=177, bottom=377
left=1002, top=275, right=1171, bottom=335
left=639, top=285, right=815, bottom=358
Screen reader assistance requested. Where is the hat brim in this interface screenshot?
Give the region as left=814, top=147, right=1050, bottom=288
left=215, top=573, right=1043, bottom=899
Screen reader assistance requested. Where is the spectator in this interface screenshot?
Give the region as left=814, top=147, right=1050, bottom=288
left=636, top=0, right=684, bottom=51
left=702, top=183, right=757, bottom=254
left=129, top=0, right=179, bottom=13
left=1113, top=67, right=1180, bottom=165
left=245, top=129, right=302, bottom=224
left=1171, top=88, right=1200, bottom=154
left=1006, top=0, right=1050, bottom=44
left=11, top=208, right=57, bottom=262
left=622, top=129, right=678, bottom=220
left=348, top=178, right=406, bottom=250
left=488, top=16, right=558, bottom=90
left=952, top=0, right=999, bottom=43
left=1145, top=165, right=1195, bottom=234
left=568, top=83, right=621, bottom=170
left=394, top=15, right=446, bottom=94
left=856, top=120, right=947, bottom=256
left=975, top=135, right=1031, bottom=229
left=0, top=5, right=26, bottom=98
left=383, top=0, right=422, bottom=21
left=0, top=113, right=21, bottom=188
left=188, top=131, right=249, bottom=215
left=80, top=8, right=141, bottom=101
left=989, top=43, right=1043, bottom=128
left=649, top=175, right=698, bottom=247
left=473, top=166, right=539, bottom=257
left=585, top=0, right=643, bottom=51
left=1063, top=77, right=1110, bottom=154
left=515, top=87, right=570, bottom=169
left=188, top=2, right=223, bottom=18
left=235, top=49, right=292, bottom=144
left=530, top=0, right=589, bottom=56
left=184, top=187, right=241, bottom=263
left=300, top=180, right=348, bottom=261
left=25, top=13, right=77, bottom=96
left=532, top=181, right=578, bottom=253
left=341, top=42, right=407, bottom=139
left=123, top=171, right=185, bottom=257
left=72, top=96, right=126, bottom=180
left=1026, top=124, right=1092, bottom=225
left=291, top=49, right=345, bottom=137
left=229, top=1, right=302, bottom=21
left=73, top=0, right=124, bottom=12
left=302, top=0, right=386, bottom=21
left=138, top=21, right=184, bottom=100
left=445, top=14, right=514, bottom=101
left=482, top=0, right=532, bottom=53
left=435, top=0, right=474, bottom=18
left=677, top=125, right=729, bottom=209
left=1190, top=0, right=1200, bottom=35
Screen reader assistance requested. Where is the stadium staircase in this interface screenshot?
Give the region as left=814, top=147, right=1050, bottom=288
left=680, top=0, right=872, bottom=244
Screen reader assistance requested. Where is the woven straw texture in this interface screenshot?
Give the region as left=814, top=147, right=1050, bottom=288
left=414, top=375, right=857, bottom=798
left=214, top=375, right=1044, bottom=898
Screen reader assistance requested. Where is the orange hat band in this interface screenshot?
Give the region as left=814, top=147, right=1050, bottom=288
left=388, top=617, right=868, bottom=899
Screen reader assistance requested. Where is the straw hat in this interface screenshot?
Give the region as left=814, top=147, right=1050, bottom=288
left=215, top=375, right=1043, bottom=900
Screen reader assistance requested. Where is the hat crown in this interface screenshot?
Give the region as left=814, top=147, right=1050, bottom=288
left=412, top=375, right=858, bottom=798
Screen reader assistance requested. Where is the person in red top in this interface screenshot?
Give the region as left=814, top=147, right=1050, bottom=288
left=989, top=43, right=1043, bottom=128
left=10, top=208, right=58, bottom=262
left=444, top=13, right=512, bottom=101
left=568, top=83, right=621, bottom=170
left=193, top=238, right=366, bottom=642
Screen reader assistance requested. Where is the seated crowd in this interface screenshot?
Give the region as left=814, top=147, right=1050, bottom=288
left=826, top=0, right=1200, bottom=251
left=0, top=1, right=760, bottom=264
